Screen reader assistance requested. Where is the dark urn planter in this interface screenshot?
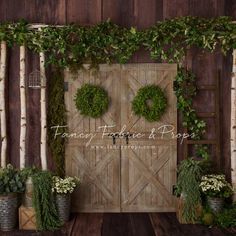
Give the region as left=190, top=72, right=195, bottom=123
left=0, top=193, right=18, bottom=231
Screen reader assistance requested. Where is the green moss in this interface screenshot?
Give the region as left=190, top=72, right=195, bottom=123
left=47, top=69, right=66, bottom=177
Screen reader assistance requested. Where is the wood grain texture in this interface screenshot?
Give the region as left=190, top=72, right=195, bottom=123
left=19, top=206, right=36, bottom=230
left=120, top=64, right=177, bottom=212
left=188, top=50, right=223, bottom=169
left=226, top=0, right=236, bottom=19
left=70, top=213, right=103, bottom=236
left=5, top=0, right=26, bottom=21
left=25, top=51, right=40, bottom=168
left=65, top=64, right=177, bottom=212
left=221, top=52, right=232, bottom=179
left=7, top=46, right=20, bottom=166
left=1, top=213, right=234, bottom=235
left=102, top=0, right=123, bottom=24
left=121, top=142, right=177, bottom=212
left=0, top=0, right=6, bottom=21
left=24, top=0, right=66, bottom=24
left=150, top=213, right=231, bottom=236
left=189, top=0, right=225, bottom=17
left=102, top=213, right=156, bottom=236
left=120, top=64, right=177, bottom=133
left=66, top=0, right=102, bottom=24
left=163, top=0, right=189, bottom=19
left=65, top=65, right=122, bottom=212
left=66, top=140, right=121, bottom=212
left=103, top=0, right=163, bottom=27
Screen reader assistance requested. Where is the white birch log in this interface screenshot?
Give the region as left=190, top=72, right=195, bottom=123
left=19, top=45, right=26, bottom=169
left=39, top=47, right=47, bottom=170
left=231, top=50, right=236, bottom=201
left=0, top=41, right=7, bottom=167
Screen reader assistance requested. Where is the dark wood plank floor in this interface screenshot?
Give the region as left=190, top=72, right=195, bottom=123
left=0, top=213, right=235, bottom=236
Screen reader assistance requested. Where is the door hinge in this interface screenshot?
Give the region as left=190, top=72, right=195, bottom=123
left=173, top=80, right=177, bottom=91
left=64, top=82, right=68, bottom=92
left=172, top=185, right=177, bottom=196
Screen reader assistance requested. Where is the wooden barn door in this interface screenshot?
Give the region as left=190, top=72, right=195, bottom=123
left=120, top=64, right=177, bottom=212
left=65, top=64, right=177, bottom=212
left=65, top=65, right=121, bottom=212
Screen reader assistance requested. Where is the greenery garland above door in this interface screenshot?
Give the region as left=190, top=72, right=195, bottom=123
left=1, top=16, right=236, bottom=69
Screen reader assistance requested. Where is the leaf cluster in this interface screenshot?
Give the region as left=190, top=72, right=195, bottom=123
left=32, top=171, right=61, bottom=231
left=27, top=21, right=142, bottom=70
left=74, top=83, right=109, bottom=118
left=215, top=204, right=236, bottom=228
left=144, top=16, right=236, bottom=63
left=132, top=85, right=167, bottom=122
left=174, top=67, right=206, bottom=139
left=0, top=17, right=235, bottom=69
left=175, top=67, right=210, bottom=162
left=0, top=164, right=25, bottom=194
left=175, top=158, right=203, bottom=222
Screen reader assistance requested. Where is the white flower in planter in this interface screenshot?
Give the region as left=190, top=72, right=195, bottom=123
left=199, top=174, right=233, bottom=198
left=52, top=176, right=80, bottom=194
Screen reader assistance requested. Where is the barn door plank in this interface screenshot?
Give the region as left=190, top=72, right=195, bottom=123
left=70, top=213, right=103, bottom=236
left=65, top=65, right=121, bottom=212
left=66, top=0, right=102, bottom=24
left=120, top=64, right=177, bottom=212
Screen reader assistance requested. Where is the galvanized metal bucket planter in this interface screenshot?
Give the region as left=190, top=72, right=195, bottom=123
left=207, top=197, right=224, bottom=213
left=0, top=193, right=18, bottom=231
left=55, top=193, right=71, bottom=222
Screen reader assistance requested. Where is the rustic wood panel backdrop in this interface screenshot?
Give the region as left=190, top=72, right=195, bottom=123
left=0, top=0, right=235, bottom=178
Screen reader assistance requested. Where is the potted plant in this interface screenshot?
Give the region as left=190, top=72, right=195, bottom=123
left=175, top=158, right=203, bottom=223
left=199, top=174, right=233, bottom=213
left=0, top=164, right=25, bottom=231
left=215, top=203, right=236, bottom=228
left=52, top=176, right=80, bottom=222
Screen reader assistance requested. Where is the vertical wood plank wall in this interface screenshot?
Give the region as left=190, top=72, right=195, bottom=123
left=0, top=0, right=234, bottom=177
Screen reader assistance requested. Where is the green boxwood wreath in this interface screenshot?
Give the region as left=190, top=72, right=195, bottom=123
left=132, top=85, right=167, bottom=122
left=74, top=83, right=109, bottom=118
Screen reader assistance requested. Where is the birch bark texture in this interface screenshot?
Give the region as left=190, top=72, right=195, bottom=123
left=0, top=41, right=7, bottom=167
left=231, top=50, right=236, bottom=201
left=39, top=47, right=47, bottom=170
left=20, top=45, right=26, bottom=169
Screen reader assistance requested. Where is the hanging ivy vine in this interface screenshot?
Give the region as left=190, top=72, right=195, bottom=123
left=174, top=67, right=206, bottom=139
left=1, top=16, right=235, bottom=171
left=32, top=171, right=61, bottom=230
